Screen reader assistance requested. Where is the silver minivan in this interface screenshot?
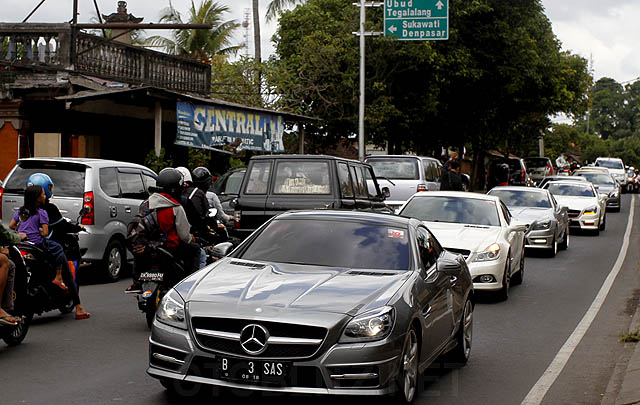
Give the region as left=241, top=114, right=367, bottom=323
left=365, top=155, right=442, bottom=212
left=1, top=158, right=156, bottom=281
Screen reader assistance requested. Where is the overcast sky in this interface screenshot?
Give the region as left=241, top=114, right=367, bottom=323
left=2, top=0, right=639, bottom=84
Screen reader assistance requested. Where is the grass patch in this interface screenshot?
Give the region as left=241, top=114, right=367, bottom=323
left=619, top=330, right=640, bottom=343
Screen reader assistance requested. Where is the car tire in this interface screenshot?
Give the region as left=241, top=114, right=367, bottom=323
left=497, top=255, right=511, bottom=301
left=103, top=240, right=125, bottom=281
left=600, top=214, right=606, bottom=231
left=512, top=248, right=525, bottom=285
left=448, top=299, right=473, bottom=364
left=396, top=327, right=420, bottom=403
left=59, top=297, right=75, bottom=315
left=559, top=230, right=569, bottom=250
left=548, top=236, right=558, bottom=257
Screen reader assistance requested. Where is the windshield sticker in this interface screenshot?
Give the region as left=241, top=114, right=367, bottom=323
left=388, top=229, right=405, bottom=239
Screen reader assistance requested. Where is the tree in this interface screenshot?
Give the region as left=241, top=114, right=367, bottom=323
left=145, top=0, right=240, bottom=62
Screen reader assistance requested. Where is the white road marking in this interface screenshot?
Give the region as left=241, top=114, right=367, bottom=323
left=521, top=194, right=636, bottom=405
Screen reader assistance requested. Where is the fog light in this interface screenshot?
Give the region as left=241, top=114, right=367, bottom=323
left=479, top=275, right=495, bottom=283
left=534, top=239, right=547, bottom=244
left=584, top=221, right=595, bottom=226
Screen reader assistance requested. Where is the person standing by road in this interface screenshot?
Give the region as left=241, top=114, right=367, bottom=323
left=440, top=160, right=465, bottom=191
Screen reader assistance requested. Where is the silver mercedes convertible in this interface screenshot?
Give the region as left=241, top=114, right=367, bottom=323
left=147, top=210, right=473, bottom=402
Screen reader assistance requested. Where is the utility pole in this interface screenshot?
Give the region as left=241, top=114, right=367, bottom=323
left=353, top=2, right=383, bottom=161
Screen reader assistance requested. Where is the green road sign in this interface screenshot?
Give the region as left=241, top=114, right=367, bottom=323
left=384, top=0, right=449, bottom=41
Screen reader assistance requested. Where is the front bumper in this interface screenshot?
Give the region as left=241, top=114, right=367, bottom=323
left=467, top=256, right=508, bottom=291
left=524, top=228, right=555, bottom=249
left=147, top=318, right=404, bottom=396
left=568, top=213, right=600, bottom=230
left=606, top=196, right=621, bottom=209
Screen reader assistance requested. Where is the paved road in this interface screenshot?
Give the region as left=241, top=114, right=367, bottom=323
left=1, top=195, right=638, bottom=405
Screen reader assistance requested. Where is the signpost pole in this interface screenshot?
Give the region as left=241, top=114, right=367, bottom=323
left=358, top=0, right=366, bottom=161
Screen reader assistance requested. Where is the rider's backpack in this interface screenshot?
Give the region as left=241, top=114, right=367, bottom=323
left=126, top=200, right=166, bottom=255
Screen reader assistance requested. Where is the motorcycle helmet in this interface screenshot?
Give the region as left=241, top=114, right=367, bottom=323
left=26, top=173, right=54, bottom=199
left=156, top=168, right=184, bottom=197
left=175, top=166, right=192, bottom=184
left=192, top=167, right=212, bottom=191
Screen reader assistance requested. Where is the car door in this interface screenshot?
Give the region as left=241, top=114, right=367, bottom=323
left=237, top=160, right=272, bottom=233
left=336, top=162, right=357, bottom=209
left=415, top=226, right=453, bottom=354
left=116, top=168, right=147, bottom=227
left=550, top=194, right=568, bottom=239
left=350, top=164, right=372, bottom=209
left=422, top=159, right=440, bottom=191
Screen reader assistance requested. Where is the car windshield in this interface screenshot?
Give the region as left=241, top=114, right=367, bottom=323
left=574, top=172, right=615, bottom=186
left=367, top=158, right=420, bottom=180
left=524, top=158, right=549, bottom=168
left=400, top=196, right=501, bottom=226
left=4, top=164, right=85, bottom=197
left=546, top=183, right=595, bottom=197
left=240, top=219, right=410, bottom=270
left=596, top=160, right=623, bottom=169
left=489, top=190, right=551, bottom=208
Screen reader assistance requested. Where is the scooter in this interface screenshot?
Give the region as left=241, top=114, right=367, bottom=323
left=0, top=245, right=31, bottom=346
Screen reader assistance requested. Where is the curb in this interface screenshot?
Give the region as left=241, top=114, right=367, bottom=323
left=614, top=304, right=640, bottom=405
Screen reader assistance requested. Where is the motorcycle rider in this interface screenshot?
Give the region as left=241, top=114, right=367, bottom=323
left=22, top=174, right=91, bottom=319
left=0, top=224, right=27, bottom=325
left=126, top=168, right=200, bottom=293
left=194, top=166, right=234, bottom=225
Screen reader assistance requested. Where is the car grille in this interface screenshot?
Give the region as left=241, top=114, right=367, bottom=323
left=567, top=209, right=581, bottom=218
left=445, top=247, right=471, bottom=259
left=191, top=317, right=327, bottom=359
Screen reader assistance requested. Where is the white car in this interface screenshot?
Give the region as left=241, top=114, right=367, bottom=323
left=398, top=191, right=526, bottom=300
left=542, top=181, right=607, bottom=235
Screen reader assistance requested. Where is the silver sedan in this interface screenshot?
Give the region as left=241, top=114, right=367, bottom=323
left=487, top=186, right=569, bottom=256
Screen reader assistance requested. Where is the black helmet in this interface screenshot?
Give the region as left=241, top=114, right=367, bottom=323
left=192, top=166, right=212, bottom=191
left=156, top=168, right=184, bottom=195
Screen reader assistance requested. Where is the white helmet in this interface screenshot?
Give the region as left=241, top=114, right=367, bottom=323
left=175, top=166, right=192, bottom=183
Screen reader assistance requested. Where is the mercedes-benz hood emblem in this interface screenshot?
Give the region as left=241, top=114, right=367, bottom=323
left=239, top=324, right=269, bottom=355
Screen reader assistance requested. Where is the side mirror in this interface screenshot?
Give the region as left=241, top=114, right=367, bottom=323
left=211, top=242, right=234, bottom=258
left=381, top=187, right=391, bottom=199
left=437, top=257, right=462, bottom=276
left=229, top=198, right=237, bottom=209
left=509, top=221, right=527, bottom=233
left=594, top=185, right=599, bottom=190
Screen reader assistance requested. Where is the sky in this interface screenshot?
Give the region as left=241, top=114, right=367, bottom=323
left=2, top=0, right=640, bottom=84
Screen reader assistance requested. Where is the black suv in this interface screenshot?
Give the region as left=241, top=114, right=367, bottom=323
left=232, top=155, right=391, bottom=236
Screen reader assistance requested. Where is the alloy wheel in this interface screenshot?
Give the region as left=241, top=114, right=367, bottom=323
left=401, top=329, right=419, bottom=402
left=461, top=300, right=473, bottom=360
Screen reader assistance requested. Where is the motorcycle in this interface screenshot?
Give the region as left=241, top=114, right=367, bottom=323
left=134, top=248, right=187, bottom=329
left=0, top=244, right=30, bottom=346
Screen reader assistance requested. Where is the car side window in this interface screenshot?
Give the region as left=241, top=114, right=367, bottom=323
left=337, top=162, right=354, bottom=198
left=416, top=227, right=438, bottom=270
left=142, top=171, right=156, bottom=195
left=245, top=162, right=271, bottom=194
left=423, top=161, right=434, bottom=182
left=225, top=171, right=245, bottom=195
left=99, top=167, right=119, bottom=198
left=118, top=171, right=146, bottom=200
left=352, top=165, right=369, bottom=199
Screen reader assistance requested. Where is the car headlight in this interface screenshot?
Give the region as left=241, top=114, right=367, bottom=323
left=583, top=206, right=597, bottom=216
left=609, top=190, right=619, bottom=198
left=340, top=306, right=395, bottom=343
left=532, top=220, right=552, bottom=231
left=156, top=289, right=187, bottom=330
left=473, top=243, right=501, bottom=262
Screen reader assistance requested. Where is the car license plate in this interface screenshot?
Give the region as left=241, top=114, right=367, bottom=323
left=139, top=272, right=164, bottom=281
left=218, top=357, right=289, bottom=384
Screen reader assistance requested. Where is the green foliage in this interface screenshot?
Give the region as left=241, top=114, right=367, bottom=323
left=619, top=330, right=640, bottom=343
left=211, top=57, right=266, bottom=107
left=144, top=148, right=173, bottom=173
left=229, top=157, right=244, bottom=168
left=188, top=148, right=211, bottom=168
left=145, top=0, right=240, bottom=62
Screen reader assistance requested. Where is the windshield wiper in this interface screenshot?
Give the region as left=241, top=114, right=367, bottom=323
left=376, top=176, right=396, bottom=186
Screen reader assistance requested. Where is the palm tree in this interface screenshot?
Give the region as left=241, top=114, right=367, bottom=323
left=145, top=0, right=240, bottom=63
left=266, top=0, right=306, bottom=22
